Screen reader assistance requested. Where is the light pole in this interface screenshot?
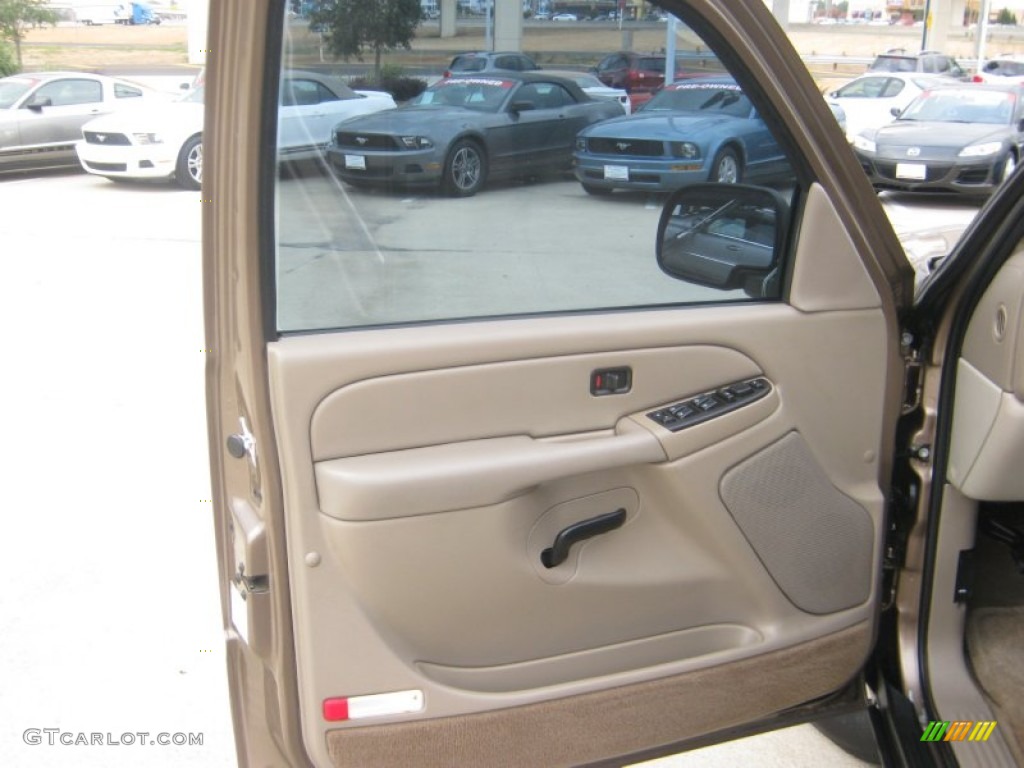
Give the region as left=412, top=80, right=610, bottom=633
left=486, top=0, right=493, bottom=51
left=921, top=0, right=932, bottom=50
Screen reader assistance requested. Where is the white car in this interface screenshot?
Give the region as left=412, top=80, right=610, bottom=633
left=543, top=69, right=631, bottom=114
left=825, top=71, right=949, bottom=142
left=973, top=56, right=1024, bottom=85
left=551, top=13, right=577, bottom=21
left=76, top=71, right=396, bottom=189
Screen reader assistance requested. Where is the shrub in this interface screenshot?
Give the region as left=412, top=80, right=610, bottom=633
left=0, top=41, right=16, bottom=76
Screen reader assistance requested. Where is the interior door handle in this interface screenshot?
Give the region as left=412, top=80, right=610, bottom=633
left=541, top=508, right=627, bottom=568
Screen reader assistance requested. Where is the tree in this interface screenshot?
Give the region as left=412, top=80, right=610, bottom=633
left=0, top=0, right=58, bottom=71
left=996, top=7, right=1017, bottom=25
left=309, top=0, right=422, bottom=81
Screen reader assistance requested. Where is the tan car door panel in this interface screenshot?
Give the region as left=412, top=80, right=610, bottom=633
left=267, top=278, right=889, bottom=763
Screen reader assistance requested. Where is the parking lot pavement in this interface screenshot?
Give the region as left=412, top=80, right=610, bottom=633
left=0, top=168, right=974, bottom=766
left=0, top=171, right=233, bottom=768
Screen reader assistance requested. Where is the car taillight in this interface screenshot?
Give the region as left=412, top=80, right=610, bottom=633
left=972, top=74, right=984, bottom=82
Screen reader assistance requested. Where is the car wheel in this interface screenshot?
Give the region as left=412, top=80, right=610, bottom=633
left=582, top=183, right=612, bottom=196
left=443, top=140, right=487, bottom=197
left=176, top=135, right=203, bottom=190
left=999, top=153, right=1017, bottom=184
left=709, top=147, right=742, bottom=184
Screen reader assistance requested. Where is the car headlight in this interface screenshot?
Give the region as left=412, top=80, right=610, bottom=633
left=959, top=141, right=1002, bottom=158
left=399, top=136, right=433, bottom=150
left=575, top=137, right=587, bottom=152
left=671, top=142, right=700, bottom=159
left=852, top=135, right=876, bottom=153
left=132, top=133, right=164, bottom=145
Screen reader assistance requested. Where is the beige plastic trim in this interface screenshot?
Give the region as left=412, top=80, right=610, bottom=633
left=960, top=251, right=1024, bottom=399
left=314, top=421, right=665, bottom=521
left=948, top=359, right=1024, bottom=501
left=949, top=249, right=1024, bottom=501
left=417, top=623, right=762, bottom=693
left=789, top=184, right=882, bottom=313
left=310, top=345, right=761, bottom=461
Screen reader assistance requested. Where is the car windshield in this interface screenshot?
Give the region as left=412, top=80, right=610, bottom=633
left=450, top=57, right=487, bottom=73
left=900, top=89, right=1015, bottom=124
left=410, top=78, right=513, bottom=112
left=180, top=85, right=205, bottom=104
left=985, top=60, right=1024, bottom=77
left=642, top=83, right=751, bottom=117
left=0, top=78, right=34, bottom=109
left=871, top=56, right=916, bottom=73
left=637, top=57, right=666, bottom=71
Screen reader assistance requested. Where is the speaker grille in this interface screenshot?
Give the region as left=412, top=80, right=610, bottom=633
left=720, top=432, right=874, bottom=614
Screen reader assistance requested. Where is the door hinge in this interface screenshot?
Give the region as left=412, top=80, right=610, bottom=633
left=900, top=330, right=923, bottom=415
left=882, top=523, right=905, bottom=611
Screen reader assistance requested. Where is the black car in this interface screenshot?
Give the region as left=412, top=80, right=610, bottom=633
left=325, top=72, right=624, bottom=196
left=853, top=82, right=1023, bottom=196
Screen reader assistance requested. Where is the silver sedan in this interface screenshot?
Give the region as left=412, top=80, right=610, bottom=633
left=0, top=71, right=167, bottom=174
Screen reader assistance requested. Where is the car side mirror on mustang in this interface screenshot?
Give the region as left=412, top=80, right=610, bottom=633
left=510, top=100, right=536, bottom=114
left=656, top=183, right=789, bottom=299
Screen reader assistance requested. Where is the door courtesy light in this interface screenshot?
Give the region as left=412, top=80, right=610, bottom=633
left=323, top=690, right=424, bottom=722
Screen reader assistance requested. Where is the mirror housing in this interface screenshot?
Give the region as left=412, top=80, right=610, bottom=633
left=510, top=100, right=536, bottom=114
left=890, top=106, right=903, bottom=117
left=656, top=183, right=789, bottom=299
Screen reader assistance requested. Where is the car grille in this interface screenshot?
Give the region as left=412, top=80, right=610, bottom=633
left=585, top=138, right=664, bottom=157
left=335, top=132, right=399, bottom=151
left=83, top=131, right=131, bottom=146
left=83, top=161, right=128, bottom=172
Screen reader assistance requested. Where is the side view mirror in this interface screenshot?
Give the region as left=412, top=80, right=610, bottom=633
left=890, top=106, right=903, bottom=117
left=510, top=100, right=536, bottom=114
left=25, top=97, right=52, bottom=111
left=828, top=90, right=839, bottom=98
left=657, top=183, right=789, bottom=299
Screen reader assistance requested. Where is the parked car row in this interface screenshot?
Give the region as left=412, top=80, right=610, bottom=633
left=0, top=72, right=171, bottom=174
left=6, top=53, right=1018, bottom=201
left=77, top=71, right=396, bottom=189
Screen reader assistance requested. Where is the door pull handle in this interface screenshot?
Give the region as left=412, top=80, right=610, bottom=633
left=541, top=508, right=627, bottom=568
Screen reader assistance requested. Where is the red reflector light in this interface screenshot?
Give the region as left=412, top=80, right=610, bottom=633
left=443, top=70, right=451, bottom=78
left=323, top=698, right=349, bottom=722
left=972, top=75, right=983, bottom=82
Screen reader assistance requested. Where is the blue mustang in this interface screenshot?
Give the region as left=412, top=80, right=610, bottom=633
left=573, top=76, right=792, bottom=195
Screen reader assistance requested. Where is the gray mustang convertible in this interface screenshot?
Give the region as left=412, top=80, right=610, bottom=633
left=325, top=72, right=625, bottom=196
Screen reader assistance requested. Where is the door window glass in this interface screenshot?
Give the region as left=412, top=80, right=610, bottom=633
left=272, top=6, right=802, bottom=332
left=32, top=79, right=102, bottom=107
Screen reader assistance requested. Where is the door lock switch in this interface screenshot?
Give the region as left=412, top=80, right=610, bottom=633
left=591, top=367, right=632, bottom=396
